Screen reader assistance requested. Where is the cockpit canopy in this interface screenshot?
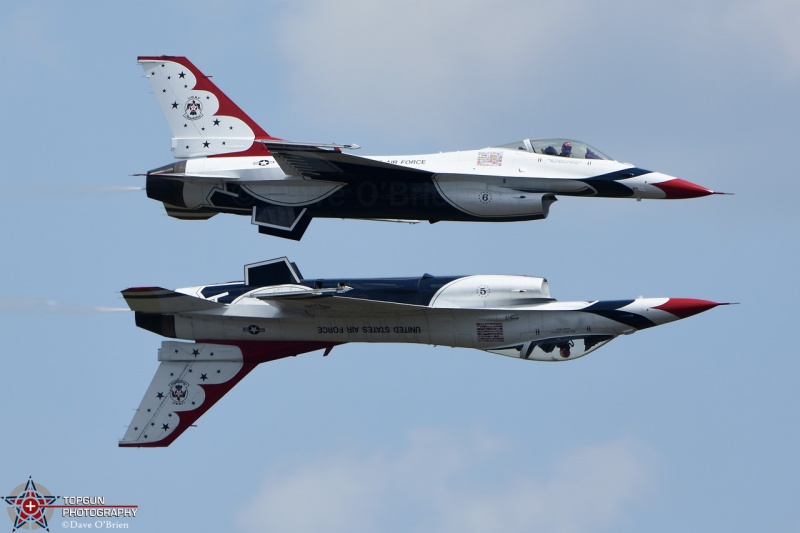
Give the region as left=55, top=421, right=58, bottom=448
left=494, top=138, right=613, bottom=161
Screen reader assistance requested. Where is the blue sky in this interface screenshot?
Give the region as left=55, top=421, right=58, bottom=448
left=2, top=1, right=798, bottom=531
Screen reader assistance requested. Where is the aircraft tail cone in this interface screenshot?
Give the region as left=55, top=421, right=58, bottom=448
left=653, top=298, right=728, bottom=319
left=653, top=178, right=716, bottom=199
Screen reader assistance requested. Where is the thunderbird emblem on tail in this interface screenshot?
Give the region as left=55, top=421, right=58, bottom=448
left=119, top=257, right=728, bottom=447
left=137, top=56, right=725, bottom=240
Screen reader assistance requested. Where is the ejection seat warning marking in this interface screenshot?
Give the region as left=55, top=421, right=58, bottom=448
left=477, top=322, right=504, bottom=342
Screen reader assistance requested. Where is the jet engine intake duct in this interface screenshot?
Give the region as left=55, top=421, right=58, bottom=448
left=429, top=275, right=552, bottom=308
left=432, top=175, right=557, bottom=219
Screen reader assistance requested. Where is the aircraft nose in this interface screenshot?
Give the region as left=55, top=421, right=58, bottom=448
left=652, top=298, right=727, bottom=319
left=651, top=177, right=718, bottom=199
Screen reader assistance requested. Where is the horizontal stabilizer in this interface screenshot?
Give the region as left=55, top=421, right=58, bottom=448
left=122, top=287, right=225, bottom=313
left=150, top=172, right=245, bottom=181
left=146, top=161, right=245, bottom=181
left=257, top=139, right=360, bottom=150
left=269, top=146, right=432, bottom=183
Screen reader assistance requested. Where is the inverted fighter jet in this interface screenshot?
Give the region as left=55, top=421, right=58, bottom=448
left=119, top=257, right=727, bottom=447
left=138, top=56, right=723, bottom=240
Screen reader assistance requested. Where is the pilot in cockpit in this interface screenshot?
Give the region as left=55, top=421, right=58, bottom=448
left=560, top=141, right=572, bottom=157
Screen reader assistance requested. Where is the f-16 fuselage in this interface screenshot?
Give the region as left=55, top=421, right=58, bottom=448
left=120, top=258, right=726, bottom=447
left=129, top=261, right=715, bottom=360
left=139, top=56, right=721, bottom=240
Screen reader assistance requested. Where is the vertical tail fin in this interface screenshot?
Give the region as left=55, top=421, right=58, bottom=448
left=138, top=55, right=278, bottom=158
left=120, top=340, right=343, bottom=447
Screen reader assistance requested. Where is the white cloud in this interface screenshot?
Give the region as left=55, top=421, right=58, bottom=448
left=236, top=429, right=654, bottom=533
left=0, top=5, right=70, bottom=72
left=726, top=0, right=800, bottom=77
left=265, top=0, right=800, bottom=151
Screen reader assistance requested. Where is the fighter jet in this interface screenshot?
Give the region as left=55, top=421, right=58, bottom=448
left=119, top=257, right=727, bottom=447
left=138, top=56, right=723, bottom=240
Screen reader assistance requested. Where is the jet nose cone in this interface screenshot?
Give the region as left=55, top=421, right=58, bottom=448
left=653, top=178, right=723, bottom=200
left=652, top=178, right=717, bottom=199
left=653, top=298, right=726, bottom=319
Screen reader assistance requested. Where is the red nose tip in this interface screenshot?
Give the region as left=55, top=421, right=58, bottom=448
left=653, top=178, right=715, bottom=199
left=653, top=298, right=726, bottom=319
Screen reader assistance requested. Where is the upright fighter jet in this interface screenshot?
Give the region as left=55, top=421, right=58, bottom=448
left=119, top=257, right=727, bottom=447
left=138, top=56, right=723, bottom=240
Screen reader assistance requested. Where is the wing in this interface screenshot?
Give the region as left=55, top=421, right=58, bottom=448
left=266, top=143, right=432, bottom=183
left=265, top=145, right=593, bottom=197
left=256, top=293, right=428, bottom=318
left=120, top=339, right=340, bottom=447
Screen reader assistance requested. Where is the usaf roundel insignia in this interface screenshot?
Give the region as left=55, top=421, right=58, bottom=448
left=169, top=379, right=190, bottom=404
left=183, top=98, right=203, bottom=120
